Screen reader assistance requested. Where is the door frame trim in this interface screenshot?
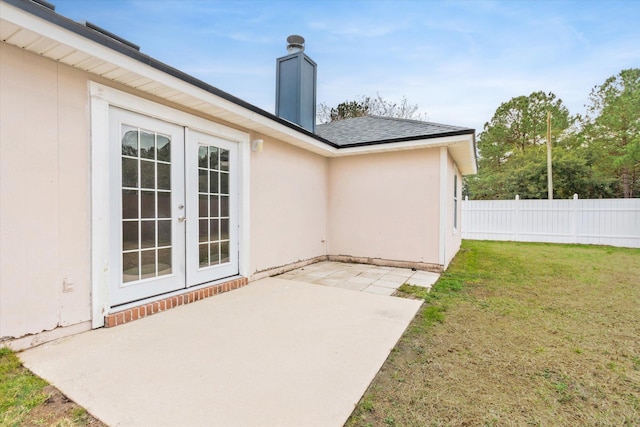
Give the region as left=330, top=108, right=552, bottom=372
left=90, top=82, right=251, bottom=328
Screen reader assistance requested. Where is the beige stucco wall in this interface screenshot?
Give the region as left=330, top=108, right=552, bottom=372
left=0, top=41, right=330, bottom=339
left=0, top=42, right=91, bottom=338
left=444, top=151, right=463, bottom=267
left=0, top=39, right=467, bottom=342
left=327, top=149, right=441, bottom=265
left=249, top=137, right=328, bottom=273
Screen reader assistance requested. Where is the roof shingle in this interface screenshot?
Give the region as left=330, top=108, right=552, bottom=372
left=316, top=115, right=474, bottom=147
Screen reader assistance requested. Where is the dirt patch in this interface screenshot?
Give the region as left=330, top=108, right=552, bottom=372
left=21, top=385, right=106, bottom=427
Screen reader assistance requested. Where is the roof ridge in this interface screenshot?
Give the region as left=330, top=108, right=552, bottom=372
left=318, top=115, right=473, bottom=131
left=369, top=115, right=471, bottom=129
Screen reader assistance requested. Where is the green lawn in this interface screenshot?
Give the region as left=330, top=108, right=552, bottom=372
left=0, top=347, right=49, bottom=426
left=347, top=240, right=640, bottom=426
left=0, top=347, right=102, bottom=426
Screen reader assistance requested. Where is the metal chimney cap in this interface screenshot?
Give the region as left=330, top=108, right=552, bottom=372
left=286, top=35, right=305, bottom=54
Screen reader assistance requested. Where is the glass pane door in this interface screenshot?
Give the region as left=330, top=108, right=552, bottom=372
left=187, top=130, right=238, bottom=285
left=197, top=145, right=231, bottom=267
left=110, top=108, right=185, bottom=306
left=121, top=126, right=173, bottom=282
left=109, top=109, right=238, bottom=306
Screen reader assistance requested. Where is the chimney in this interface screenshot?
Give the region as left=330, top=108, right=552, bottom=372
left=275, top=35, right=317, bottom=133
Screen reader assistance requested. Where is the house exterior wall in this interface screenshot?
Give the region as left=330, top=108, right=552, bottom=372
left=0, top=37, right=468, bottom=344
left=444, top=151, right=463, bottom=267
left=249, top=137, right=328, bottom=274
left=0, top=41, right=329, bottom=340
left=0, top=42, right=91, bottom=338
left=327, top=149, right=441, bottom=266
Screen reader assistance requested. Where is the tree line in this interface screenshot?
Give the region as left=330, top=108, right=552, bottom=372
left=318, top=68, right=639, bottom=199
left=466, top=68, right=640, bottom=199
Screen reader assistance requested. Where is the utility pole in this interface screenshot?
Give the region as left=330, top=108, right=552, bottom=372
left=547, top=111, right=553, bottom=200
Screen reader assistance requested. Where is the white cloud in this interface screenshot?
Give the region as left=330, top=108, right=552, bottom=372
left=52, top=0, right=640, bottom=135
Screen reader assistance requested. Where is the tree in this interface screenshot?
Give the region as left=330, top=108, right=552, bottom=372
left=465, top=91, right=616, bottom=200
left=475, top=91, right=575, bottom=169
left=317, top=93, right=426, bottom=123
left=466, top=145, right=615, bottom=200
left=583, top=68, right=640, bottom=198
left=467, top=92, right=574, bottom=199
left=324, top=100, right=369, bottom=122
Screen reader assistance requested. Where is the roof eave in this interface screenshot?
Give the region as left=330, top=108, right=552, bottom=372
left=332, top=133, right=477, bottom=175
left=335, top=128, right=475, bottom=149
left=1, top=0, right=478, bottom=173
left=0, top=0, right=338, bottom=151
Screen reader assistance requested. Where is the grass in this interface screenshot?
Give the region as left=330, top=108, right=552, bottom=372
left=0, top=347, right=104, bottom=426
left=0, top=347, right=48, bottom=426
left=346, top=240, right=640, bottom=426
left=3, top=240, right=639, bottom=426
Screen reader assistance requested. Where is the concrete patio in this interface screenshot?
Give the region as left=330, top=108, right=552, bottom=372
left=20, top=275, right=423, bottom=427
left=277, top=261, right=440, bottom=295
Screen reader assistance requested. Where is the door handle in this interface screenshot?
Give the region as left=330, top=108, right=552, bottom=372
left=178, top=216, right=186, bottom=223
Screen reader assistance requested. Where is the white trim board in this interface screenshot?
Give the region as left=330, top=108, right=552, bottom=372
left=453, top=164, right=459, bottom=235
left=438, top=147, right=448, bottom=267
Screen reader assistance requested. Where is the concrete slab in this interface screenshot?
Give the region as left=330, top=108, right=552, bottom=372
left=406, top=272, right=440, bottom=288
left=376, top=275, right=409, bottom=285
left=346, top=276, right=375, bottom=285
left=373, top=279, right=404, bottom=289
left=307, top=270, right=334, bottom=278
left=388, top=269, right=415, bottom=278
left=277, top=261, right=441, bottom=296
left=19, top=278, right=422, bottom=427
left=316, top=278, right=368, bottom=291
left=277, top=272, right=301, bottom=280
left=358, top=272, right=386, bottom=280
left=362, top=285, right=396, bottom=296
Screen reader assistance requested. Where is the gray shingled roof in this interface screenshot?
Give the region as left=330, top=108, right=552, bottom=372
left=5, top=1, right=475, bottom=153
left=316, top=115, right=474, bottom=147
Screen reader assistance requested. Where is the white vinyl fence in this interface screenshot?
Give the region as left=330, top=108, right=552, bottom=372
left=462, top=195, right=640, bottom=248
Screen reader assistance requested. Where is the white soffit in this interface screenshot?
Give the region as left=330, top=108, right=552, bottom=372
left=0, top=3, right=328, bottom=150
left=0, top=1, right=477, bottom=174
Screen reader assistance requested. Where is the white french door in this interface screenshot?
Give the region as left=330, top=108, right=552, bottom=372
left=109, top=108, right=238, bottom=306
left=186, top=130, right=239, bottom=286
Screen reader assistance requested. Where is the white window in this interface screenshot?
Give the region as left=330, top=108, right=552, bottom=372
left=453, top=173, right=458, bottom=232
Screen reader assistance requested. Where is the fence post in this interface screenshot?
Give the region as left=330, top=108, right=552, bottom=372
left=514, top=194, right=520, bottom=241
left=573, top=193, right=579, bottom=243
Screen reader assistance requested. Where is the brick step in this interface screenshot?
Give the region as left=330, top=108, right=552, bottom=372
left=105, top=277, right=248, bottom=327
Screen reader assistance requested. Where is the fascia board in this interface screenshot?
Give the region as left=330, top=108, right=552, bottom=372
left=333, top=134, right=472, bottom=156
left=332, top=134, right=477, bottom=175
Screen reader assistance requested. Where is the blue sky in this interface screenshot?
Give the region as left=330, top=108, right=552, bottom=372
left=53, top=0, right=640, bottom=133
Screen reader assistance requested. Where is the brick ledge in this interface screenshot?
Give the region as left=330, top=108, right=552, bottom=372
left=105, top=277, right=248, bottom=328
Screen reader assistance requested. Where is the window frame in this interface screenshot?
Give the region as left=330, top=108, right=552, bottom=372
left=453, top=168, right=459, bottom=233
